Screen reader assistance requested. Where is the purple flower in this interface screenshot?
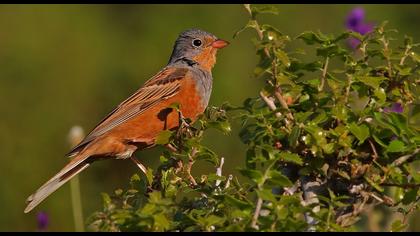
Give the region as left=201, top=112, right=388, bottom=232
left=345, top=7, right=375, bottom=49
left=384, top=103, right=403, bottom=113
left=346, top=7, right=365, bottom=30
left=37, top=211, right=49, bottom=231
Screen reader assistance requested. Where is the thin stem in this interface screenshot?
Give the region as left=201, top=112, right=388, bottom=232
left=186, top=147, right=198, bottom=186
left=368, top=139, right=379, bottom=161
left=274, top=88, right=294, bottom=122
left=130, top=156, right=148, bottom=175
left=380, top=36, right=393, bottom=77
left=392, top=148, right=420, bottom=166
left=251, top=198, right=263, bottom=230
left=215, top=157, right=225, bottom=187
left=68, top=126, right=85, bottom=232
left=300, top=176, right=321, bottom=231
left=399, top=45, right=411, bottom=66
left=380, top=182, right=420, bottom=188
left=344, top=74, right=353, bottom=104
left=244, top=4, right=270, bottom=57
left=250, top=160, right=277, bottom=230
left=70, top=176, right=85, bottom=232
left=319, top=56, right=329, bottom=92
left=260, top=91, right=282, bottom=118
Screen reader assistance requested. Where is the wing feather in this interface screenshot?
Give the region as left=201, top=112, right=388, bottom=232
left=67, top=66, right=188, bottom=156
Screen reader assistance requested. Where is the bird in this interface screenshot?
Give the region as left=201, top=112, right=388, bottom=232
left=24, top=28, right=229, bottom=213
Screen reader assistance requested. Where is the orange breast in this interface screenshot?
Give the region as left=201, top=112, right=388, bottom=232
left=106, top=75, right=205, bottom=147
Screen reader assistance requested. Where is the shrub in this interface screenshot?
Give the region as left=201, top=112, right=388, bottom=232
left=87, top=5, right=420, bottom=232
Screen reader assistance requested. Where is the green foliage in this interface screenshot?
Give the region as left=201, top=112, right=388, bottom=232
left=87, top=5, right=420, bottom=232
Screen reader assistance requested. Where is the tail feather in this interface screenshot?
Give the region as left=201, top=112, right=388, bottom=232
left=24, top=155, right=91, bottom=213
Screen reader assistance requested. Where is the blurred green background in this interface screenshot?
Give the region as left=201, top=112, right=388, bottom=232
left=1, top=4, right=420, bottom=232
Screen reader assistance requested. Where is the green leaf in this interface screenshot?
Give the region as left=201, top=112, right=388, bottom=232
left=153, top=213, right=171, bottom=230
left=401, top=189, right=418, bottom=205
left=364, top=176, right=384, bottom=192
left=288, top=126, right=301, bottom=148
left=251, top=5, right=279, bottom=16
left=145, top=167, right=154, bottom=185
left=355, top=76, right=386, bottom=90
left=317, top=44, right=346, bottom=57
left=155, top=130, right=173, bottom=145
left=196, top=147, right=219, bottom=165
left=207, top=173, right=226, bottom=182
left=348, top=123, right=370, bottom=144
left=207, top=120, right=231, bottom=134
left=386, top=140, right=406, bottom=153
left=239, top=169, right=263, bottom=183
left=274, top=49, right=290, bottom=67
left=168, top=102, right=180, bottom=111
left=322, top=143, right=335, bottom=154
left=224, top=195, right=253, bottom=211
left=278, top=151, right=303, bottom=165
left=256, top=189, right=277, bottom=202
left=410, top=52, right=420, bottom=63
left=268, top=170, right=293, bottom=186
left=101, top=193, right=112, bottom=207
left=297, top=31, right=328, bottom=45
left=205, top=215, right=225, bottom=227
left=310, top=110, right=328, bottom=125
left=374, top=88, right=386, bottom=105
left=233, top=20, right=259, bottom=38
left=391, top=219, right=407, bottom=232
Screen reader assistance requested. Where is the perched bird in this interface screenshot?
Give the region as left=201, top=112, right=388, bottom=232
left=24, top=29, right=229, bottom=213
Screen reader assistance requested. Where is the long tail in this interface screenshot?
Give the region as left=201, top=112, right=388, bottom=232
left=24, top=153, right=91, bottom=213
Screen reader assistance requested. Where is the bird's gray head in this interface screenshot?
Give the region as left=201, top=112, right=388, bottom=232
left=168, top=29, right=229, bottom=69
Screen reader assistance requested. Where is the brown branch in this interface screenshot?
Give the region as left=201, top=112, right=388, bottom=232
left=380, top=182, right=420, bottom=188
left=368, top=139, right=379, bottom=161
left=319, top=56, right=329, bottom=92
left=251, top=197, right=263, bottom=230
left=260, top=91, right=282, bottom=118
left=392, top=148, right=420, bottom=166
left=380, top=36, right=393, bottom=78
left=344, top=74, right=352, bottom=104
left=215, top=157, right=225, bottom=187
left=186, top=147, right=198, bottom=186
left=130, top=156, right=148, bottom=175
left=399, top=45, right=411, bottom=66
left=300, top=176, right=321, bottom=231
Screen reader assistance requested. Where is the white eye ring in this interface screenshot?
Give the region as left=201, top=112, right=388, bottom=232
left=192, top=38, right=202, bottom=47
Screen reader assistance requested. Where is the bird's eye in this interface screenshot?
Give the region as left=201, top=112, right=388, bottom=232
left=192, top=39, right=202, bottom=47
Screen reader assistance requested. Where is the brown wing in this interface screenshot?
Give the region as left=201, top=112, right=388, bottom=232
left=67, top=66, right=188, bottom=157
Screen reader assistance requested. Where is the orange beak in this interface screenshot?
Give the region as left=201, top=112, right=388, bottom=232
left=211, top=39, right=229, bottom=49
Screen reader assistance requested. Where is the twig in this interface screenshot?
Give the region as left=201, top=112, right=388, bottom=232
left=244, top=4, right=270, bottom=57
left=392, top=148, right=420, bottom=166
left=224, top=175, right=233, bottom=190
left=274, top=88, right=294, bottom=122
left=68, top=126, right=86, bottom=232
left=344, top=74, right=352, bottom=104
left=215, top=157, right=225, bottom=187
left=251, top=198, right=263, bottom=230
left=380, top=182, right=420, bottom=188
left=336, top=194, right=369, bottom=227
left=368, top=139, right=379, bottom=161
left=130, top=156, right=148, bottom=175
left=300, top=176, right=321, bottom=232
left=380, top=36, right=393, bottom=78
left=399, top=45, right=411, bottom=66
left=319, top=56, right=329, bottom=92
left=186, top=147, right=198, bottom=186
left=260, top=91, right=282, bottom=118
left=283, top=181, right=300, bottom=195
